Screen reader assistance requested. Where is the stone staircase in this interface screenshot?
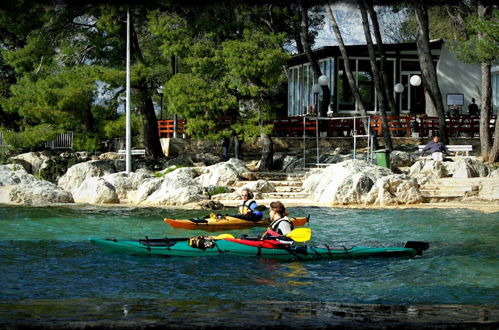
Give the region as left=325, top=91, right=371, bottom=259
left=420, top=178, right=480, bottom=202
left=236, top=171, right=309, bottom=199
left=216, top=171, right=314, bottom=206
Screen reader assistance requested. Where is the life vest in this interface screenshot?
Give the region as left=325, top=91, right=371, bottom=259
left=238, top=199, right=257, bottom=215
left=266, top=216, right=294, bottom=236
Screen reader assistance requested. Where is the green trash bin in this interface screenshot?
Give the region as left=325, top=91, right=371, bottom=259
left=375, top=149, right=390, bottom=168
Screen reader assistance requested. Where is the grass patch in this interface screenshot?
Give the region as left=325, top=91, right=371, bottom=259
left=153, top=165, right=185, bottom=177
left=207, top=186, right=229, bottom=196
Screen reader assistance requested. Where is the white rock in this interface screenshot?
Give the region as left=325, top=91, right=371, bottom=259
left=303, top=159, right=392, bottom=205
left=8, top=182, right=74, bottom=205
left=103, top=171, right=153, bottom=199
left=196, top=159, right=246, bottom=186
left=72, top=177, right=119, bottom=204
left=238, top=180, right=276, bottom=194
left=0, top=165, right=73, bottom=205
left=0, top=164, right=37, bottom=186
left=141, top=167, right=204, bottom=206
left=58, top=160, right=120, bottom=193
left=365, top=174, right=423, bottom=205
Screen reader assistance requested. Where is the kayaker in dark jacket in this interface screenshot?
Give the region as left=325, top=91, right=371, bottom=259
left=263, top=201, right=294, bottom=244
left=233, top=188, right=263, bottom=222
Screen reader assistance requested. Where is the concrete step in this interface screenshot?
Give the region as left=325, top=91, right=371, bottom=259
left=421, top=190, right=479, bottom=198
left=260, top=192, right=309, bottom=199
left=232, top=180, right=303, bottom=187
left=275, top=186, right=304, bottom=193
left=420, top=186, right=479, bottom=194
left=240, top=172, right=307, bottom=181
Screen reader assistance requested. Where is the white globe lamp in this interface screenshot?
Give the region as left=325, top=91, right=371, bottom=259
left=394, top=83, right=404, bottom=93
left=410, top=75, right=422, bottom=87
left=318, top=75, right=328, bottom=86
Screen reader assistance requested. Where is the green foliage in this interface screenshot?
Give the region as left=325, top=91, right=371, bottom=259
left=448, top=8, right=499, bottom=64
left=3, top=66, right=98, bottom=126
left=1, top=124, right=62, bottom=150
left=206, top=186, right=229, bottom=196
left=222, top=29, right=289, bottom=97
left=153, top=165, right=185, bottom=177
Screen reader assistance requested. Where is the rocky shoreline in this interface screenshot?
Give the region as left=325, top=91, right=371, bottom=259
left=1, top=149, right=498, bottom=211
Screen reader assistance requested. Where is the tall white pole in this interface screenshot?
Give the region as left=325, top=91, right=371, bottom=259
left=125, top=9, right=132, bottom=173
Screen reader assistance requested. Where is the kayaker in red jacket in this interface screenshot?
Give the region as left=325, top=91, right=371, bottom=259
left=263, top=201, right=294, bottom=244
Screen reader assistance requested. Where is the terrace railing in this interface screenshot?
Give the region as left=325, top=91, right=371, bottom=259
left=45, top=131, right=73, bottom=150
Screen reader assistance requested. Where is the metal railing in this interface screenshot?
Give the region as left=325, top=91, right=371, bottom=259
left=45, top=131, right=73, bottom=150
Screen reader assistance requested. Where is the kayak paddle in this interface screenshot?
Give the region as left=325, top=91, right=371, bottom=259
left=210, top=233, right=235, bottom=240
left=283, top=227, right=312, bottom=242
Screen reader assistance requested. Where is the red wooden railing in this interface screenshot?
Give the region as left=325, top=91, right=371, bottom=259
left=158, top=115, right=495, bottom=138
left=158, top=119, right=186, bottom=138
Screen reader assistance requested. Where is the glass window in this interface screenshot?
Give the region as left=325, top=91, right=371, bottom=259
left=356, top=59, right=374, bottom=110
left=337, top=59, right=355, bottom=111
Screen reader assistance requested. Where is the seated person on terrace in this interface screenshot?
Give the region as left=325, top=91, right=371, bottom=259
left=420, top=136, right=454, bottom=161
left=233, top=188, right=263, bottom=222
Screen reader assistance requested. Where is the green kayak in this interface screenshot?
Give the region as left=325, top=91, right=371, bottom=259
left=89, top=237, right=429, bottom=261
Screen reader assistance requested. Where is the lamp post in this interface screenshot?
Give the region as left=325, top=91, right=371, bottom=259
left=157, top=85, right=164, bottom=120
left=312, top=83, right=322, bottom=115
left=318, top=75, right=328, bottom=117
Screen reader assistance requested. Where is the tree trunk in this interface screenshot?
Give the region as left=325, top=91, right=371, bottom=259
left=258, top=132, right=274, bottom=171
left=490, top=117, right=499, bottom=162
left=138, top=87, right=164, bottom=159
left=414, top=4, right=449, bottom=144
left=325, top=4, right=377, bottom=149
left=359, top=1, right=392, bottom=151
left=131, top=18, right=163, bottom=159
left=478, top=3, right=493, bottom=161
left=299, top=0, right=330, bottom=118
left=365, top=1, right=398, bottom=115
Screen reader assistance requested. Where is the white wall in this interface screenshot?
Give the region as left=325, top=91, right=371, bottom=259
left=436, top=45, right=481, bottom=114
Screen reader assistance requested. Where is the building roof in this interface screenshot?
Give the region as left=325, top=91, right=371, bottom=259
left=287, top=40, right=444, bottom=67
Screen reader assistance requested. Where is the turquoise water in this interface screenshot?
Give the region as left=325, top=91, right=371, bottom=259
left=0, top=205, right=498, bottom=324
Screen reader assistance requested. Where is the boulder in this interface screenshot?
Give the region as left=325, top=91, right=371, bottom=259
left=365, top=174, right=423, bottom=205
left=72, top=177, right=120, bottom=204
left=140, top=167, right=205, bottom=206
left=9, top=151, right=92, bottom=183
left=7, top=182, right=74, bottom=205
left=409, top=158, right=493, bottom=185
left=303, top=159, right=392, bottom=205
left=9, top=152, right=48, bottom=174
left=445, top=158, right=491, bottom=178
left=103, top=170, right=153, bottom=200
left=390, top=150, right=418, bottom=168
left=238, top=180, right=276, bottom=194
left=0, top=164, right=38, bottom=186
left=409, top=160, right=448, bottom=185
left=489, top=169, right=499, bottom=178
left=127, top=178, right=164, bottom=204
left=0, top=165, right=73, bottom=205
left=58, top=159, right=124, bottom=193
left=196, top=159, right=247, bottom=186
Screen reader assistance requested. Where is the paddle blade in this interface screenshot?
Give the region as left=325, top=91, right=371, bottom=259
left=254, top=205, right=268, bottom=212
left=213, top=233, right=235, bottom=240
left=285, top=228, right=312, bottom=242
